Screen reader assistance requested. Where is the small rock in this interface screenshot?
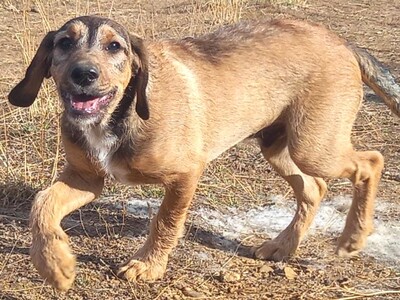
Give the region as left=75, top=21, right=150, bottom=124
left=181, top=287, right=205, bottom=298
left=6, top=4, right=19, bottom=13
left=219, top=270, right=241, bottom=283
left=30, top=6, right=39, bottom=13
left=284, top=266, right=297, bottom=280
left=259, top=264, right=274, bottom=274
left=336, top=203, right=350, bottom=213
left=323, top=278, right=332, bottom=286
left=337, top=277, right=350, bottom=286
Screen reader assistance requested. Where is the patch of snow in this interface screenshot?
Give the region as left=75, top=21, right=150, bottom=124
left=124, top=198, right=160, bottom=218
left=196, top=251, right=212, bottom=261
left=193, top=195, right=350, bottom=239
left=365, top=220, right=400, bottom=263
left=123, top=195, right=400, bottom=266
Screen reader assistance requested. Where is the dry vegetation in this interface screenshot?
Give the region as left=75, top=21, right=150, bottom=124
left=0, top=0, right=399, bottom=299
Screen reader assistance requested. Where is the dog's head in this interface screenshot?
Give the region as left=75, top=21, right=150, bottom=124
left=8, top=16, right=149, bottom=125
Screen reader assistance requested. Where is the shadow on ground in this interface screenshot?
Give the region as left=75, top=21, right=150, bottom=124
left=0, top=196, right=254, bottom=264
left=0, top=181, right=37, bottom=208
left=188, top=225, right=254, bottom=258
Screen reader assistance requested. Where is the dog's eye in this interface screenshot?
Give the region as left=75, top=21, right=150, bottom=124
left=106, top=42, right=121, bottom=52
left=57, top=37, right=73, bottom=51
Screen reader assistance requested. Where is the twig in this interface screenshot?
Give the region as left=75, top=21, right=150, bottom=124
left=154, top=274, right=186, bottom=300
left=336, top=289, right=400, bottom=300
left=0, top=214, right=29, bottom=221
left=0, top=237, right=19, bottom=276
left=2, top=286, right=51, bottom=292
left=79, top=209, right=90, bottom=238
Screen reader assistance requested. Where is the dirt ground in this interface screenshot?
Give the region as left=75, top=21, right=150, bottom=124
left=0, top=0, right=399, bottom=299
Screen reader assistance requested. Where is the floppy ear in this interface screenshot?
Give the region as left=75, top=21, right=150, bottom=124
left=130, top=34, right=150, bottom=120
left=8, top=31, right=56, bottom=107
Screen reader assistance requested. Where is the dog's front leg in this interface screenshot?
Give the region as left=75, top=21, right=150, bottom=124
left=30, top=165, right=104, bottom=291
left=117, top=172, right=201, bottom=282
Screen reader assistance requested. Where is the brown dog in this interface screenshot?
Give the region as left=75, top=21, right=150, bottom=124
left=8, top=16, right=400, bottom=291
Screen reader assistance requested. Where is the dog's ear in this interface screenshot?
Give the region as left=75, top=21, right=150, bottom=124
left=130, top=34, right=150, bottom=120
left=8, top=31, right=56, bottom=107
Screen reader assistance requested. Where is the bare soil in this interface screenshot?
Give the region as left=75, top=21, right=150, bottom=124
left=0, top=0, right=399, bottom=299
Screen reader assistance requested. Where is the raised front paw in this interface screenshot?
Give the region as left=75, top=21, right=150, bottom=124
left=116, top=253, right=168, bottom=282
left=30, top=229, right=76, bottom=291
left=253, top=237, right=299, bottom=261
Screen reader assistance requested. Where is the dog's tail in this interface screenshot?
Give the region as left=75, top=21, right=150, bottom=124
left=348, top=44, right=400, bottom=117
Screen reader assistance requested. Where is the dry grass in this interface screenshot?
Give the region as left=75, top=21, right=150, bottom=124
left=268, top=0, right=308, bottom=7
left=0, top=0, right=290, bottom=207
left=0, top=0, right=313, bottom=204
left=0, top=0, right=127, bottom=205
left=0, top=0, right=399, bottom=299
left=1, top=0, right=64, bottom=204
left=205, top=0, right=246, bottom=24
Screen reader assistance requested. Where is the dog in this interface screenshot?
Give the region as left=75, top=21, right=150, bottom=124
left=8, top=16, right=400, bottom=291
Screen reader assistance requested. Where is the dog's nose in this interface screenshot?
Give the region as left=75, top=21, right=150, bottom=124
left=71, top=65, right=99, bottom=86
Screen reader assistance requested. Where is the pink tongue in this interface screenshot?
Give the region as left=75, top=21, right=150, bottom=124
left=71, top=96, right=101, bottom=112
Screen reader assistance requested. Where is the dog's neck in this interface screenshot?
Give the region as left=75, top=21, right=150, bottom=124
left=61, top=103, right=140, bottom=173
left=109, top=74, right=139, bottom=131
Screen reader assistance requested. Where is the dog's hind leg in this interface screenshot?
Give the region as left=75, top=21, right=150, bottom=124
left=286, top=93, right=384, bottom=257
left=117, top=168, right=203, bottom=282
left=253, top=127, right=327, bottom=261
left=291, top=147, right=384, bottom=257
left=30, top=165, right=104, bottom=291
left=335, top=150, right=384, bottom=256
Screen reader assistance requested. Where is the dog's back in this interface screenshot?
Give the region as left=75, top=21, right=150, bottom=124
left=146, top=19, right=364, bottom=162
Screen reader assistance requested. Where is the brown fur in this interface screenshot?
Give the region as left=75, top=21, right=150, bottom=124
left=8, top=16, right=400, bottom=291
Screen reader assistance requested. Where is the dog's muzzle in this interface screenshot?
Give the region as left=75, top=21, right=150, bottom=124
left=61, top=88, right=117, bottom=116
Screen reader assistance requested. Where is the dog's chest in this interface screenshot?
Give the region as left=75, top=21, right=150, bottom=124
left=84, top=128, right=131, bottom=183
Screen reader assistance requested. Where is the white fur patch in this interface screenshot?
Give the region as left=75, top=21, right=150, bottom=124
left=83, top=125, right=117, bottom=173
left=82, top=125, right=133, bottom=184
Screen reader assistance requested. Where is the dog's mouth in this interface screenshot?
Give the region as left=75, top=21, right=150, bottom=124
left=62, top=89, right=117, bottom=115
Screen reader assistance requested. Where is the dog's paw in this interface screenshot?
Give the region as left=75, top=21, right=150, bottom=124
left=116, top=256, right=167, bottom=282
left=336, top=223, right=373, bottom=257
left=253, top=238, right=298, bottom=261
left=30, top=230, right=76, bottom=291
left=336, top=234, right=366, bottom=257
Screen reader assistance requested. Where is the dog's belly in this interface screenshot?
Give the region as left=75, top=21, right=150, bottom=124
left=106, top=156, right=164, bottom=185
left=206, top=131, right=255, bottom=162
left=205, top=114, right=277, bottom=162
left=108, top=163, right=132, bottom=184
